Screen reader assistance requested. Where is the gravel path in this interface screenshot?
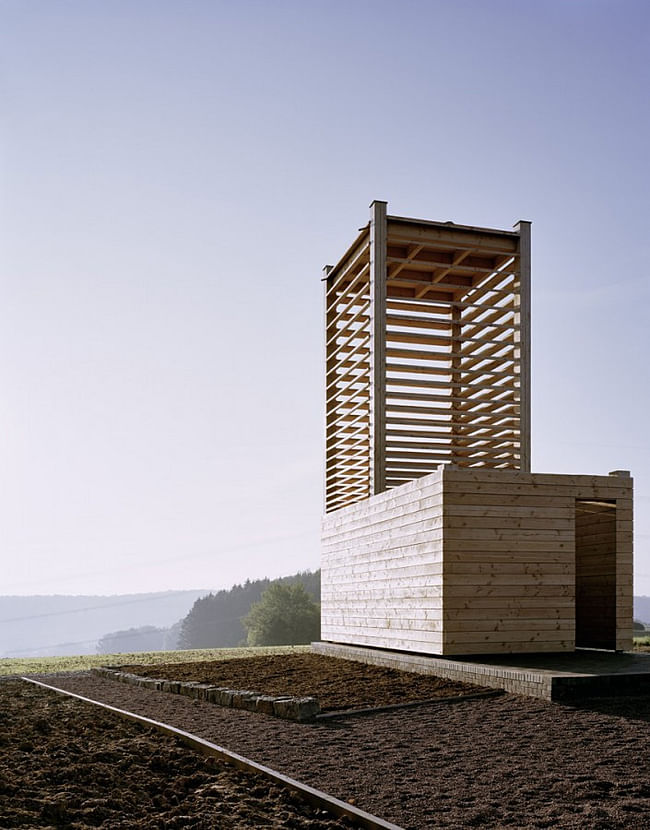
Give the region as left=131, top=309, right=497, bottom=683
left=35, top=671, right=650, bottom=829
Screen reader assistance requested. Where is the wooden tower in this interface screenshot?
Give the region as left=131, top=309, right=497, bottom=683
left=321, top=202, right=633, bottom=655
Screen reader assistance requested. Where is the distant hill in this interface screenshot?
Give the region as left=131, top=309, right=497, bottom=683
left=634, top=596, right=650, bottom=625
left=0, top=590, right=211, bottom=658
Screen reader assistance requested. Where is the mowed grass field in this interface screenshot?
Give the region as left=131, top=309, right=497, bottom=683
left=0, top=644, right=311, bottom=676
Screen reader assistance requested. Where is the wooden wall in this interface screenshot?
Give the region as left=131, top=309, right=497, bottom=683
left=442, top=468, right=633, bottom=654
left=320, top=468, right=633, bottom=656
left=321, top=470, right=444, bottom=653
left=442, top=468, right=575, bottom=654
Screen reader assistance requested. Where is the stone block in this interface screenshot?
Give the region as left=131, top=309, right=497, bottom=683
left=295, top=697, right=321, bottom=721
left=194, top=684, right=213, bottom=701
left=179, top=683, right=196, bottom=698
left=218, top=689, right=234, bottom=707
left=272, top=697, right=299, bottom=719
left=255, top=695, right=276, bottom=716
left=231, top=690, right=255, bottom=709
left=241, top=694, right=259, bottom=712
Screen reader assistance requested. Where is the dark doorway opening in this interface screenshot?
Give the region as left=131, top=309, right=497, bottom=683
left=575, top=500, right=616, bottom=650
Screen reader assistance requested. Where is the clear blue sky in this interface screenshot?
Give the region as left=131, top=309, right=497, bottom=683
left=1, top=0, right=649, bottom=596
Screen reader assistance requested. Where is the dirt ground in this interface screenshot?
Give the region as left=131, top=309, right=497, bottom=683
left=20, top=653, right=650, bottom=829
left=0, top=678, right=360, bottom=829
left=116, top=652, right=484, bottom=710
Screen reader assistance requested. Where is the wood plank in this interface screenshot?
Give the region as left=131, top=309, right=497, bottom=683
left=445, top=527, right=573, bottom=541
left=444, top=504, right=574, bottom=518
left=443, top=599, right=574, bottom=613
left=326, top=279, right=370, bottom=337
left=369, top=200, right=387, bottom=496
left=326, top=232, right=370, bottom=294
left=514, top=220, right=531, bottom=471
left=447, top=562, right=573, bottom=574
left=444, top=539, right=571, bottom=553
left=445, top=584, right=574, bottom=598
left=445, top=630, right=572, bottom=644
left=386, top=218, right=519, bottom=251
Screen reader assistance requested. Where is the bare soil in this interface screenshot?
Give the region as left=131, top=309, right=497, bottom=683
left=116, top=652, right=483, bottom=710
left=20, top=654, right=650, bottom=829
left=0, top=678, right=359, bottom=829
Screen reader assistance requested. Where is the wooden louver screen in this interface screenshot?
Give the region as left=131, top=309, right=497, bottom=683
left=324, top=230, right=372, bottom=513
left=324, top=201, right=530, bottom=513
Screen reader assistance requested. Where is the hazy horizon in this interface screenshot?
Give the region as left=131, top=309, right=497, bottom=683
left=1, top=1, right=648, bottom=597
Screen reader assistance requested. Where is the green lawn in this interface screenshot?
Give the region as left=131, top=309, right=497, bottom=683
left=0, top=644, right=311, bottom=676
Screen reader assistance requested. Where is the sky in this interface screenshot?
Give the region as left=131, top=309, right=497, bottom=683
left=1, top=0, right=649, bottom=598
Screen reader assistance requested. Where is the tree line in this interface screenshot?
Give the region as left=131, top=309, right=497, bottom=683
left=178, top=569, right=320, bottom=649
left=97, top=569, right=320, bottom=654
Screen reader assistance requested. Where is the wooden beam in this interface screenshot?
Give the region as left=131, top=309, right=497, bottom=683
left=450, top=303, right=461, bottom=465
left=415, top=249, right=474, bottom=298
left=369, top=200, right=387, bottom=495
left=323, top=264, right=335, bottom=512
left=387, top=243, right=424, bottom=280
left=514, top=220, right=531, bottom=471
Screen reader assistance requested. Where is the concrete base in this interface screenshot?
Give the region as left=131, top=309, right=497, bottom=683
left=313, top=641, right=650, bottom=701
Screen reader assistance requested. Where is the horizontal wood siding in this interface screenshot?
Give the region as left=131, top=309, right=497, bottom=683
left=321, top=470, right=444, bottom=653
left=441, top=468, right=633, bottom=655
left=615, top=494, right=634, bottom=650
left=321, top=468, right=633, bottom=656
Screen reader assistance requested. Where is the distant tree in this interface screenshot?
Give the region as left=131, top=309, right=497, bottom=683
left=243, top=582, right=320, bottom=646
left=96, top=625, right=167, bottom=655
left=177, top=579, right=270, bottom=649
left=177, top=570, right=321, bottom=650
left=282, top=569, right=320, bottom=603
left=163, top=619, right=183, bottom=650
left=634, top=620, right=647, bottom=632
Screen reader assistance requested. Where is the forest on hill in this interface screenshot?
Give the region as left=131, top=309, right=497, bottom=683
left=95, top=570, right=321, bottom=654
left=176, top=570, right=321, bottom=650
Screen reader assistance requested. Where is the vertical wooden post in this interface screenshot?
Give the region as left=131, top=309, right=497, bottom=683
left=514, top=220, right=531, bottom=472
left=450, top=303, right=461, bottom=465
left=609, top=470, right=634, bottom=651
left=323, top=264, right=334, bottom=511
left=369, top=200, right=387, bottom=495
